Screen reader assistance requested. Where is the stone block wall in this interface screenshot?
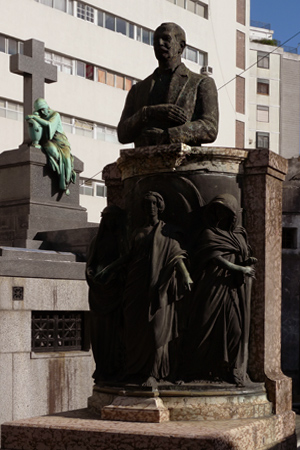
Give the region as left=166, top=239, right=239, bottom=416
left=0, top=275, right=94, bottom=429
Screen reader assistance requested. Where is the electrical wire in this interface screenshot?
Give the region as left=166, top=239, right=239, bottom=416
left=218, top=29, right=300, bottom=91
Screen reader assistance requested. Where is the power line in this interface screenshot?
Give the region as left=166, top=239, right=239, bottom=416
left=80, top=170, right=103, bottom=186
left=218, top=29, right=300, bottom=91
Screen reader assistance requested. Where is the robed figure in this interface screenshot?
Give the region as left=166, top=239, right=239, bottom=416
left=122, top=192, right=193, bottom=387
left=86, top=205, right=128, bottom=383
left=182, top=194, right=256, bottom=386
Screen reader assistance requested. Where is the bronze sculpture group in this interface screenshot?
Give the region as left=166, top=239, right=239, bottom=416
left=86, top=23, right=256, bottom=388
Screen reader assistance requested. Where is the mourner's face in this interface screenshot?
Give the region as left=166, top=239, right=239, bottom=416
left=214, top=203, right=234, bottom=231
left=144, top=196, right=159, bottom=218
left=153, top=26, right=183, bottom=63
left=39, top=107, right=49, bottom=118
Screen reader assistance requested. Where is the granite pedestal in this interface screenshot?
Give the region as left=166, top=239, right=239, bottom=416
left=0, top=145, right=88, bottom=248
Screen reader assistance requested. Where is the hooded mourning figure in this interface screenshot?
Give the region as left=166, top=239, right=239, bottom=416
left=26, top=98, right=76, bottom=195
left=181, top=194, right=256, bottom=386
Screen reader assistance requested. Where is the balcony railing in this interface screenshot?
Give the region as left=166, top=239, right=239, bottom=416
left=250, top=20, right=271, bottom=30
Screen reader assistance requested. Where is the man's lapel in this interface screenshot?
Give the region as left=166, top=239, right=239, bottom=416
left=137, top=74, right=155, bottom=109
left=167, top=63, right=189, bottom=105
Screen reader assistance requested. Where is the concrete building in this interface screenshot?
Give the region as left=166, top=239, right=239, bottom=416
left=0, top=0, right=250, bottom=222
left=248, top=23, right=300, bottom=157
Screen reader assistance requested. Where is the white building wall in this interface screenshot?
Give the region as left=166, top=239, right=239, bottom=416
left=248, top=41, right=281, bottom=153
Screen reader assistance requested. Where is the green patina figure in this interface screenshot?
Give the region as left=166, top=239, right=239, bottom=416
left=26, top=98, right=76, bottom=195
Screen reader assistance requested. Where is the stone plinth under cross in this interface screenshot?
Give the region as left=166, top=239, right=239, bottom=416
left=10, top=38, right=57, bottom=144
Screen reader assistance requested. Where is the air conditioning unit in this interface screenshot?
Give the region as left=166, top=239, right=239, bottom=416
left=201, top=66, right=213, bottom=76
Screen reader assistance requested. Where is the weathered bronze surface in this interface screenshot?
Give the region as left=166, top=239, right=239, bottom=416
left=180, top=194, right=256, bottom=386
left=118, top=23, right=218, bottom=147
left=26, top=98, right=76, bottom=195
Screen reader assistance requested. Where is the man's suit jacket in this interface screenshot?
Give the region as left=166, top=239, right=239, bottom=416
left=118, top=63, right=219, bottom=147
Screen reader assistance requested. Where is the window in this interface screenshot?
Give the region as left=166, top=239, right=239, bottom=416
left=97, top=10, right=104, bottom=26
left=257, top=51, right=269, bottom=69
left=54, top=0, right=66, bottom=11
left=80, top=180, right=107, bottom=197
left=166, top=0, right=208, bottom=18
left=105, top=13, right=115, bottom=31
left=45, top=52, right=73, bottom=74
left=182, top=46, right=206, bottom=65
left=61, top=115, right=73, bottom=133
left=32, top=311, right=84, bottom=352
left=0, top=99, right=23, bottom=121
left=35, top=0, right=73, bottom=14
left=256, top=132, right=269, bottom=149
left=257, top=79, right=269, bottom=95
left=76, top=61, right=95, bottom=80
left=74, top=119, right=93, bottom=137
left=77, top=2, right=94, bottom=22
left=116, top=17, right=127, bottom=36
left=76, top=60, right=85, bottom=77
left=95, top=183, right=107, bottom=197
left=257, top=105, right=269, bottom=122
left=282, top=228, right=297, bottom=249
left=80, top=180, right=93, bottom=196
left=0, top=36, right=5, bottom=53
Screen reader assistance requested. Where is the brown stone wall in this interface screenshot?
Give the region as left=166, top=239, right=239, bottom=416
left=236, top=30, right=245, bottom=70
left=236, top=0, right=246, bottom=25
left=236, top=76, right=245, bottom=114
left=236, top=120, right=245, bottom=148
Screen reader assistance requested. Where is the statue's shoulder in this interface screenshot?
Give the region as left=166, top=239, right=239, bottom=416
left=133, top=73, right=154, bottom=92
left=185, top=66, right=212, bottom=85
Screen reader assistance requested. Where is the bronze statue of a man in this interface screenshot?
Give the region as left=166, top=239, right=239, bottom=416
left=118, top=22, right=219, bottom=147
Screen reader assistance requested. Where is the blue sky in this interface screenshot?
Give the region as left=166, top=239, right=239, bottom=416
left=250, top=0, right=300, bottom=51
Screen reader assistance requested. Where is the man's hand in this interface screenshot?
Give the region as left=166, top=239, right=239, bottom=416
left=145, top=105, right=187, bottom=125
left=137, top=128, right=169, bottom=146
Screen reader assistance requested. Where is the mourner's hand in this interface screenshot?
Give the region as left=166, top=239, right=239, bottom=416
left=145, top=105, right=187, bottom=125
left=86, top=267, right=94, bottom=279
left=242, top=266, right=256, bottom=278
left=183, top=273, right=193, bottom=291
left=94, top=266, right=111, bottom=284
left=247, top=257, right=258, bottom=265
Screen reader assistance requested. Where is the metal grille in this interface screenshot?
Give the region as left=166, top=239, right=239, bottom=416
left=32, top=311, right=83, bottom=352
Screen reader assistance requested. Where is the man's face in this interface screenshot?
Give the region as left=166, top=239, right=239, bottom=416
left=153, top=26, right=183, bottom=63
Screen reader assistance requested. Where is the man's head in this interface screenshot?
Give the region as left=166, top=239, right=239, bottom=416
left=153, top=23, right=186, bottom=68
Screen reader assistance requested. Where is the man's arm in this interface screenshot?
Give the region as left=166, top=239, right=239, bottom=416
left=118, top=84, right=188, bottom=145
left=117, top=85, right=146, bottom=144
left=167, top=76, right=219, bottom=146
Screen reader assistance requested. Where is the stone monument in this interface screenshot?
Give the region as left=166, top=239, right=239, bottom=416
left=1, top=24, right=296, bottom=450
left=0, top=38, right=89, bottom=249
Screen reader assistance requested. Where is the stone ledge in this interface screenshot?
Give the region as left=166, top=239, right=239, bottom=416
left=1, top=409, right=296, bottom=450
left=88, top=383, right=272, bottom=422
left=117, top=145, right=248, bottom=180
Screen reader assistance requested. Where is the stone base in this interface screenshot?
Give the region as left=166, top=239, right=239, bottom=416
left=0, top=146, right=88, bottom=247
left=101, top=396, right=169, bottom=423
left=88, top=383, right=273, bottom=423
left=1, top=408, right=296, bottom=450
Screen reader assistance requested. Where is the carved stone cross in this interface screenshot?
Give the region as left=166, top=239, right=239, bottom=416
left=10, top=39, right=57, bottom=144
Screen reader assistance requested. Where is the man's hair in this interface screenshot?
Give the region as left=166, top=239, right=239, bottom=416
left=154, top=22, right=186, bottom=50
